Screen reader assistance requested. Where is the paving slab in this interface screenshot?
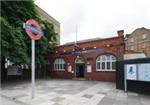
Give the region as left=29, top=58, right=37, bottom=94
left=1, top=79, right=150, bottom=105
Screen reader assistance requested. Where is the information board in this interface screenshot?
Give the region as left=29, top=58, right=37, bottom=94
left=7, top=66, right=22, bottom=75
left=138, top=63, right=150, bottom=82
left=126, top=64, right=137, bottom=80
left=87, top=65, right=92, bottom=73
left=68, top=65, right=72, bottom=72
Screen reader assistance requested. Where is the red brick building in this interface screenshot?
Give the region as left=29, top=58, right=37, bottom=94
left=48, top=30, right=125, bottom=81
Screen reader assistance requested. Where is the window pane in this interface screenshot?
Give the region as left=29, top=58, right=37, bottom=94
left=59, top=59, right=61, bottom=64
left=60, top=64, right=63, bottom=69
left=58, top=64, right=60, bottom=70
left=102, top=56, right=105, bottom=61
left=112, top=62, right=116, bottom=69
left=97, top=57, right=100, bottom=61
left=56, top=64, right=58, bottom=70
left=102, top=62, right=105, bottom=69
left=54, top=58, right=65, bottom=70
left=107, top=62, right=110, bottom=69
left=97, top=62, right=100, bottom=69
left=106, top=55, right=110, bottom=61
left=56, top=59, right=58, bottom=64
left=55, top=64, right=57, bottom=69
left=96, top=55, right=116, bottom=71
left=100, top=56, right=103, bottom=61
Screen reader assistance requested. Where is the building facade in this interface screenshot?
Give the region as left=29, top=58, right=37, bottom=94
left=48, top=31, right=125, bottom=81
left=125, top=27, right=150, bottom=57
left=36, top=6, right=60, bottom=45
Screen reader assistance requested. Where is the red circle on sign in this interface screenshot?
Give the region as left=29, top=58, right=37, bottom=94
left=25, top=19, right=42, bottom=40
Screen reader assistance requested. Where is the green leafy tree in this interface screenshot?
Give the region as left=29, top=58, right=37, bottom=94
left=1, top=17, right=29, bottom=64
left=1, top=0, right=57, bottom=76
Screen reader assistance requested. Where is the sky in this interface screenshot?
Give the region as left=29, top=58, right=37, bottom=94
left=35, top=0, right=150, bottom=45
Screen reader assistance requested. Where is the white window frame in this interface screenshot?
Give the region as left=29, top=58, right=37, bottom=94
left=54, top=58, right=65, bottom=71
left=96, top=55, right=116, bottom=71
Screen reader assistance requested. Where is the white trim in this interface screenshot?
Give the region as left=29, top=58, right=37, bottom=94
left=96, top=69, right=116, bottom=71
left=54, top=69, right=65, bottom=71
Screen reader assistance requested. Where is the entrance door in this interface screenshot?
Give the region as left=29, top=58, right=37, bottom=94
left=75, top=57, right=85, bottom=78
left=76, top=64, right=84, bottom=77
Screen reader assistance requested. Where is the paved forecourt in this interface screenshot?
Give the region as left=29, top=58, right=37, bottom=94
left=0, top=79, right=150, bottom=105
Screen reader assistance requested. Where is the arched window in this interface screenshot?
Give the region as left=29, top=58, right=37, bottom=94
left=96, top=55, right=116, bottom=71
left=54, top=58, right=65, bottom=71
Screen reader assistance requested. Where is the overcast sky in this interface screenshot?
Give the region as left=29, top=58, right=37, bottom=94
left=35, top=0, right=150, bottom=44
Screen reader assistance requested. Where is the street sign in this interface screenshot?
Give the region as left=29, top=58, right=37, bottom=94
left=23, top=19, right=43, bottom=99
left=24, top=19, right=43, bottom=40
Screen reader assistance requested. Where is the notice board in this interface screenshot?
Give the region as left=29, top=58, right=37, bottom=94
left=138, top=64, right=150, bottom=82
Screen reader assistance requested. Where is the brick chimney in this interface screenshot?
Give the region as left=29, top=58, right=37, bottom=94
left=117, top=30, right=124, bottom=36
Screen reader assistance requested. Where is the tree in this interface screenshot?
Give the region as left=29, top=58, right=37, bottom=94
left=1, top=0, right=57, bottom=76
left=1, top=17, right=29, bottom=64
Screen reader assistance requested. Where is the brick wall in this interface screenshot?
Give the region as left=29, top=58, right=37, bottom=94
left=48, top=35, right=124, bottom=81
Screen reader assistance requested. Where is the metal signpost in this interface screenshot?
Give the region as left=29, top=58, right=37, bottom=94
left=23, top=19, right=43, bottom=99
left=31, top=39, right=35, bottom=99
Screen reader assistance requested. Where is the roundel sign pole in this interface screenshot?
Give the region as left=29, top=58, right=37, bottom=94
left=23, top=19, right=43, bottom=99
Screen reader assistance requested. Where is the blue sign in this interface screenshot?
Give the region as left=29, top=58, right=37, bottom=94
left=60, top=48, right=103, bottom=56
left=24, top=24, right=43, bottom=36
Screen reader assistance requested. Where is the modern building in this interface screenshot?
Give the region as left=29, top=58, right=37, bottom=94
left=48, top=30, right=125, bottom=81
left=125, top=27, right=150, bottom=57
left=36, top=5, right=60, bottom=45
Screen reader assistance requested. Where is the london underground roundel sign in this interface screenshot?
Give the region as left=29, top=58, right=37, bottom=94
left=24, top=19, right=43, bottom=40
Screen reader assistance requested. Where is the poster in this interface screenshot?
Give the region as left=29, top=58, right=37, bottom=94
left=7, top=66, right=22, bottom=75
left=87, top=65, right=92, bottom=73
left=138, top=64, right=150, bottom=82
left=126, top=64, right=137, bottom=80
left=68, top=65, right=72, bottom=72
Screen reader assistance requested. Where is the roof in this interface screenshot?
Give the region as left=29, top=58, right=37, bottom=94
left=55, top=35, right=123, bottom=48
left=125, top=27, right=150, bottom=38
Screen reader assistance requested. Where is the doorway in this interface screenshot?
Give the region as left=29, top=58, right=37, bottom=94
left=76, top=64, right=84, bottom=77
left=75, top=57, right=85, bottom=78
